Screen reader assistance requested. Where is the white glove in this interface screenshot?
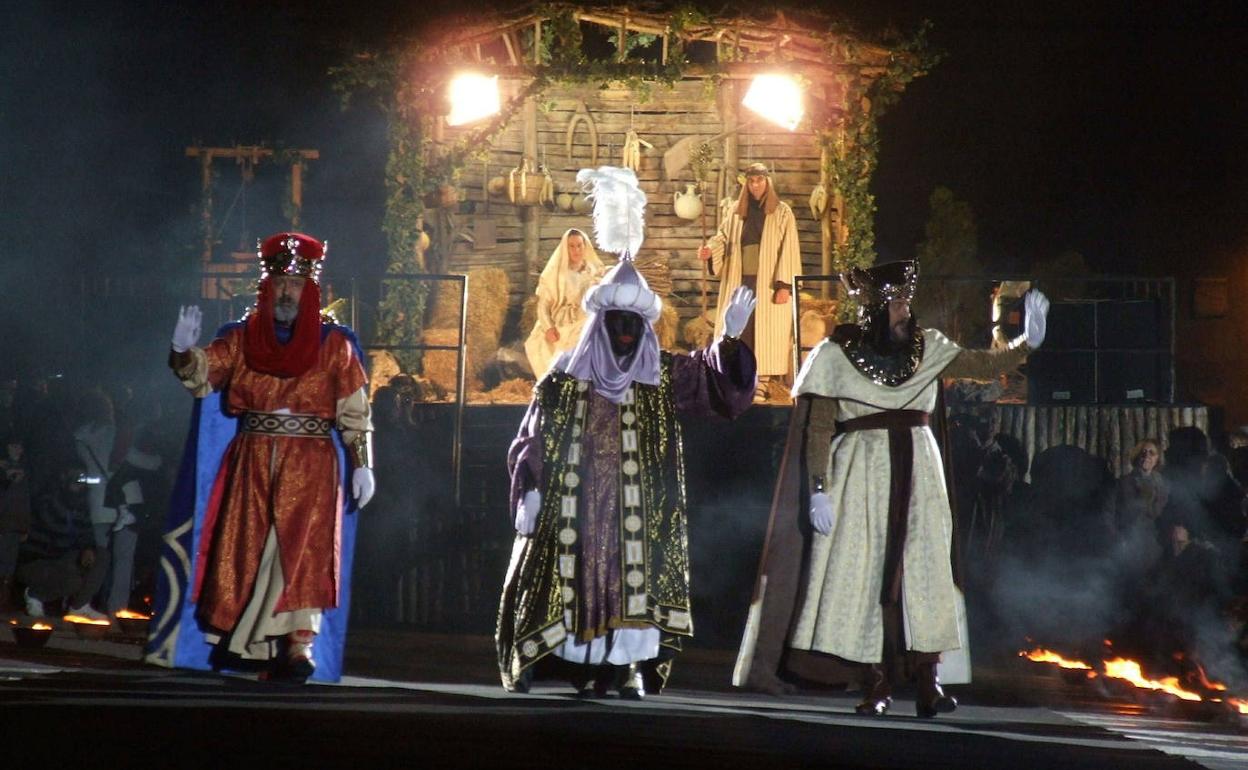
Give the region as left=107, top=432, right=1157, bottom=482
left=172, top=305, right=203, bottom=353
left=515, top=489, right=541, bottom=536
left=809, top=492, right=834, bottom=536
left=1024, top=289, right=1050, bottom=349
left=722, top=286, right=758, bottom=339
left=352, top=467, right=375, bottom=508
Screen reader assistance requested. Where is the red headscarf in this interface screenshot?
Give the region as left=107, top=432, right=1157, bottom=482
left=243, top=276, right=323, bottom=378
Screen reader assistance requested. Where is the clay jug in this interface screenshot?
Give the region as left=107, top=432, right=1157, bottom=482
left=673, top=183, right=703, bottom=220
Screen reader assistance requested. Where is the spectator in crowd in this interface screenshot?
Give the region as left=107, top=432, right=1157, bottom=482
left=99, top=398, right=164, bottom=615
left=0, top=433, right=32, bottom=610
left=1110, top=438, right=1169, bottom=538
left=968, top=432, right=1031, bottom=561
left=72, top=388, right=117, bottom=539
left=17, top=462, right=109, bottom=620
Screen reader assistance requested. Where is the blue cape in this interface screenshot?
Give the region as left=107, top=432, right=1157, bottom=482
left=145, top=322, right=364, bottom=683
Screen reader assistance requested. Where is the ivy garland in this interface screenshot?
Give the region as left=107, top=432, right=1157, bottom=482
left=819, top=21, right=941, bottom=318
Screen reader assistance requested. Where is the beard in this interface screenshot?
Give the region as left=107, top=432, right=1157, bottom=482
left=274, top=300, right=298, bottom=324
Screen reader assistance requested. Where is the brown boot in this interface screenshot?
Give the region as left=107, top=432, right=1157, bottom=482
left=915, top=662, right=957, bottom=718
left=854, top=663, right=892, bottom=716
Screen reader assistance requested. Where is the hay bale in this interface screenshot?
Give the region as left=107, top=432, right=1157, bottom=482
left=481, top=377, right=538, bottom=404
left=421, top=327, right=461, bottom=394
left=368, top=350, right=402, bottom=398
left=427, top=281, right=464, bottom=329
left=800, top=309, right=828, bottom=345
left=422, top=267, right=511, bottom=386
left=655, top=301, right=679, bottom=350
left=682, top=314, right=715, bottom=350
left=465, top=267, right=510, bottom=380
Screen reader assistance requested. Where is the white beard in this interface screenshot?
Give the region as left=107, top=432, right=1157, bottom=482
left=274, top=302, right=298, bottom=324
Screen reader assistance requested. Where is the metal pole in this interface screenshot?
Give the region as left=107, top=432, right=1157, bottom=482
left=453, top=274, right=469, bottom=507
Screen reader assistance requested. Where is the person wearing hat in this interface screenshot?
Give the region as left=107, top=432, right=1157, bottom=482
left=698, top=162, right=802, bottom=402
left=734, top=260, right=1051, bottom=717
left=498, top=167, right=759, bottom=699
left=153, top=232, right=374, bottom=683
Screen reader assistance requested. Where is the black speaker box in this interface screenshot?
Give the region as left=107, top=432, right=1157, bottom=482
left=1095, top=299, right=1163, bottom=349
left=1043, top=301, right=1096, bottom=350
left=1097, top=351, right=1171, bottom=403
left=1026, top=351, right=1096, bottom=404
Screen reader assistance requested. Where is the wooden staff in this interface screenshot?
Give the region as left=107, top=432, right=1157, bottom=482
left=699, top=180, right=708, bottom=321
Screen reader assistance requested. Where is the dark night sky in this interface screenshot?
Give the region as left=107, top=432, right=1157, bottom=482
left=2, top=1, right=1246, bottom=372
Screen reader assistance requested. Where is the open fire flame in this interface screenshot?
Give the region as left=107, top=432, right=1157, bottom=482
left=63, top=614, right=110, bottom=626
left=1020, top=643, right=1246, bottom=715
left=114, top=609, right=150, bottom=620
left=30, top=623, right=52, bottom=631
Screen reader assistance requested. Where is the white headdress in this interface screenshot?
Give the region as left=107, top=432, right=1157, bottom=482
left=558, top=166, right=661, bottom=403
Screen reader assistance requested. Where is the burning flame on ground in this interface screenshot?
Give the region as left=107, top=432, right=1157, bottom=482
left=1021, top=643, right=1247, bottom=713
left=63, top=614, right=110, bottom=626
left=114, top=609, right=150, bottom=620
left=1019, top=648, right=1096, bottom=675
left=1019, top=648, right=1092, bottom=669
left=1102, top=658, right=1202, bottom=701
left=30, top=623, right=52, bottom=631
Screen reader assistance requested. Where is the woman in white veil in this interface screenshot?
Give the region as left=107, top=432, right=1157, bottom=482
left=524, top=228, right=604, bottom=379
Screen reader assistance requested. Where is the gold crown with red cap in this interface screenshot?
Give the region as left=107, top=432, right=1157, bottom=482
left=257, top=232, right=325, bottom=283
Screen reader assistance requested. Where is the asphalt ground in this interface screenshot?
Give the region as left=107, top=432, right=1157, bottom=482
left=2, top=623, right=1246, bottom=769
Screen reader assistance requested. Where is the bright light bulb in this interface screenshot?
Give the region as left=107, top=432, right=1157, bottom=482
left=742, top=75, right=804, bottom=131
left=446, top=74, right=501, bottom=127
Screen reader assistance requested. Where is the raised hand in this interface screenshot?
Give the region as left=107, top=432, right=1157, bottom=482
left=1024, top=290, right=1051, bottom=349
left=722, top=285, right=758, bottom=339
left=172, top=305, right=203, bottom=352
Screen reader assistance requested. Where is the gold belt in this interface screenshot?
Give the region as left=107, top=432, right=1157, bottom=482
left=241, top=412, right=333, bottom=437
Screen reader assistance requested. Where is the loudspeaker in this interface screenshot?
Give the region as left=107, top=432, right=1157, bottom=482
left=1097, top=351, right=1171, bottom=403
left=1096, top=299, right=1163, bottom=349
left=1043, top=301, right=1096, bottom=350
left=1026, top=351, right=1096, bottom=404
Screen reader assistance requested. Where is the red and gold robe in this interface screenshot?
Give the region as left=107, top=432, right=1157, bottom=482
left=175, top=325, right=369, bottom=632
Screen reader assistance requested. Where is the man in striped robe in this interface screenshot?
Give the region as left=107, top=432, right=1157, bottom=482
left=699, top=162, right=802, bottom=402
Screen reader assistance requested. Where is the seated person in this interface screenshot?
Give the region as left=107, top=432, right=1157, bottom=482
left=17, top=463, right=109, bottom=620
left=524, top=228, right=604, bottom=379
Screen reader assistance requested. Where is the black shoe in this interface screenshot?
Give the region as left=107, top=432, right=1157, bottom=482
left=915, top=663, right=957, bottom=718
left=854, top=663, right=891, bottom=716
left=614, top=664, right=646, bottom=700
left=854, top=696, right=892, bottom=716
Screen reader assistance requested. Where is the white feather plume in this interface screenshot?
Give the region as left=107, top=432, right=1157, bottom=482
left=576, top=166, right=645, bottom=258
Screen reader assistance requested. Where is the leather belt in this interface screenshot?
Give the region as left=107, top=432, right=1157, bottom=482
left=241, top=412, right=332, bottom=437
left=836, top=410, right=929, bottom=434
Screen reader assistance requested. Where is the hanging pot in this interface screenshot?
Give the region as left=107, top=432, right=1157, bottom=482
left=507, top=158, right=552, bottom=207
left=673, top=182, right=703, bottom=221
left=809, top=183, right=828, bottom=219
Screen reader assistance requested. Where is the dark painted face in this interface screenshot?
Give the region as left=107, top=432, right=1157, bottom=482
left=604, top=310, right=644, bottom=357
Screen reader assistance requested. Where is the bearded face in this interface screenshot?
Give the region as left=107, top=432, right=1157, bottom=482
left=604, top=310, right=644, bottom=358
left=272, top=275, right=305, bottom=325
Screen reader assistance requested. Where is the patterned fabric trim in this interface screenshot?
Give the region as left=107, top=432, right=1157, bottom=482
left=240, top=412, right=333, bottom=437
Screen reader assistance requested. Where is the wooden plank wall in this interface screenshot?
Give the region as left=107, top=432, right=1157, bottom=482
left=443, top=79, right=828, bottom=348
